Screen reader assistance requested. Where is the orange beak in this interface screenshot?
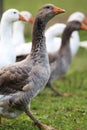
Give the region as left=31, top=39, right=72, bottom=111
left=80, top=23, right=87, bottom=30
left=29, top=16, right=35, bottom=23
left=19, top=14, right=27, bottom=22
left=83, top=18, right=87, bottom=24
left=53, top=6, right=65, bottom=14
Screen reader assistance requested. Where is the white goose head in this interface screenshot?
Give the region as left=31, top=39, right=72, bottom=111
left=20, top=11, right=34, bottom=23
left=12, top=11, right=34, bottom=46
left=68, top=12, right=87, bottom=23
left=1, top=9, right=27, bottom=23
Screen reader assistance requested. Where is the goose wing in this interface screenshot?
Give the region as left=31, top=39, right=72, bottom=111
left=0, top=64, right=31, bottom=94
left=48, top=52, right=58, bottom=63
left=16, top=54, right=28, bottom=62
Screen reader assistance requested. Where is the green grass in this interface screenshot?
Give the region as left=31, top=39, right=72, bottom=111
left=0, top=1, right=87, bottom=130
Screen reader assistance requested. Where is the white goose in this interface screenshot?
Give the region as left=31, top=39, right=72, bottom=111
left=0, top=9, right=27, bottom=69
left=12, top=11, right=34, bottom=56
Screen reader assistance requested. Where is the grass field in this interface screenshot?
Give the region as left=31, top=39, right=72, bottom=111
left=0, top=0, right=87, bottom=130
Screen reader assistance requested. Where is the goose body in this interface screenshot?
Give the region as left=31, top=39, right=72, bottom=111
left=47, top=21, right=87, bottom=96
left=0, top=4, right=65, bottom=129
left=0, top=9, right=27, bottom=69
left=80, top=40, right=87, bottom=49
left=45, top=23, right=66, bottom=53
left=15, top=42, right=32, bottom=56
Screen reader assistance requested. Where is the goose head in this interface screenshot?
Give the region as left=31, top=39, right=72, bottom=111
left=68, top=12, right=87, bottom=24
left=1, top=9, right=27, bottom=23
left=61, top=20, right=87, bottom=44
left=65, top=21, right=87, bottom=36
left=37, top=4, right=65, bottom=22
left=66, top=12, right=87, bottom=57
left=20, top=11, right=34, bottom=23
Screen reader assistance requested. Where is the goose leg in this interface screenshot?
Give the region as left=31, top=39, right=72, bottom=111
left=47, top=83, right=63, bottom=96
left=25, top=105, right=56, bottom=130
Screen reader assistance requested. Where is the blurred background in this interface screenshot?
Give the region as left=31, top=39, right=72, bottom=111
left=0, top=1, right=87, bottom=129
left=0, top=0, right=87, bottom=41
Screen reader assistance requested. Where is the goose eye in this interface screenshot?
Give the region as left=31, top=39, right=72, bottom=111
left=46, top=6, right=50, bottom=9
left=13, top=11, right=17, bottom=14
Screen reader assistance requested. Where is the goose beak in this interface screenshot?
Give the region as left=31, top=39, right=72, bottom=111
left=29, top=16, right=35, bottom=23
left=19, top=14, right=27, bottom=22
left=80, top=23, right=87, bottom=30
left=53, top=6, right=65, bottom=14
left=83, top=18, right=87, bottom=24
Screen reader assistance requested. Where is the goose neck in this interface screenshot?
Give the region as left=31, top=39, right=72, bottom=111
left=13, top=21, right=25, bottom=45
left=31, top=17, right=47, bottom=61
left=13, top=21, right=25, bottom=33
left=0, top=20, right=12, bottom=43
left=60, top=26, right=74, bottom=49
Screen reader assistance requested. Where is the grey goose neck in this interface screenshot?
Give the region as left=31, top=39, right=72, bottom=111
left=31, top=16, right=47, bottom=63
left=60, top=21, right=81, bottom=50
